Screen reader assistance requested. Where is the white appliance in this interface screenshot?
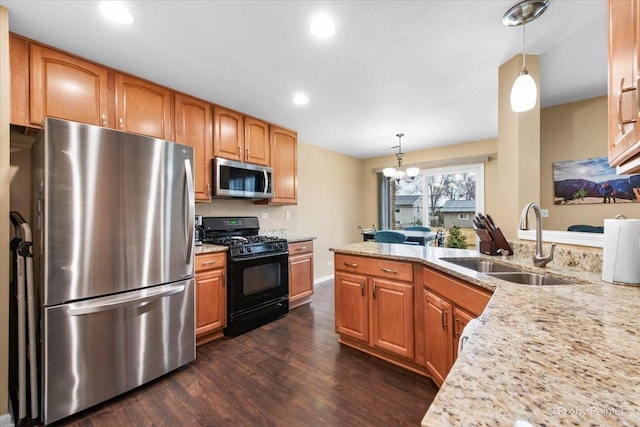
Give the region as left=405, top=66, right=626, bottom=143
left=602, top=218, right=640, bottom=285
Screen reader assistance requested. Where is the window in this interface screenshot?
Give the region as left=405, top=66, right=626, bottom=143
left=382, top=163, right=484, bottom=247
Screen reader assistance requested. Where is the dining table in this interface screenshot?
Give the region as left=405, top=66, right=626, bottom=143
left=362, top=229, right=437, bottom=245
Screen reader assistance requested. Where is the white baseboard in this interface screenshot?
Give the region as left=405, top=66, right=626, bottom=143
left=314, top=274, right=334, bottom=285
left=0, top=412, right=14, bottom=427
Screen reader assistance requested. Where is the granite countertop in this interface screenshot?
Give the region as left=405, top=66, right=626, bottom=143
left=330, top=242, right=640, bottom=426
left=287, top=235, right=316, bottom=243
left=194, top=243, right=227, bottom=255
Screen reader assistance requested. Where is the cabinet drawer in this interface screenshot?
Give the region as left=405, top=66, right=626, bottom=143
left=289, top=240, right=313, bottom=255
left=335, top=254, right=413, bottom=282
left=423, top=267, right=492, bottom=317
left=195, top=252, right=226, bottom=273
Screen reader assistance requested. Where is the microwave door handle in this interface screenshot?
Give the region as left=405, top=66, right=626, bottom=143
left=263, top=169, right=269, bottom=195
left=184, top=159, right=195, bottom=264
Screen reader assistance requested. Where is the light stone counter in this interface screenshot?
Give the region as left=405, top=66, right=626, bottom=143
left=287, top=235, right=316, bottom=243
left=194, top=243, right=227, bottom=255
left=330, top=242, right=640, bottom=426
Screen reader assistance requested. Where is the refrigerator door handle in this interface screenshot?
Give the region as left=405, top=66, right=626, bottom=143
left=67, top=283, right=186, bottom=316
left=184, top=158, right=195, bottom=264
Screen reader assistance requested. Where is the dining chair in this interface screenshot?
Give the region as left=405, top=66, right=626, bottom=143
left=404, top=226, right=431, bottom=232
left=373, top=231, right=418, bottom=245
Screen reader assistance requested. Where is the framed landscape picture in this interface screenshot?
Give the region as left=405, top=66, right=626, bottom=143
left=553, top=156, right=640, bottom=205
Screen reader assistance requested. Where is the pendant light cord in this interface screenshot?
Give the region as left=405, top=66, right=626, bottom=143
left=522, top=22, right=526, bottom=69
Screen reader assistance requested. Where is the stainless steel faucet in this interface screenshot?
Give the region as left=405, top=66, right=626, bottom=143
left=519, top=202, right=556, bottom=267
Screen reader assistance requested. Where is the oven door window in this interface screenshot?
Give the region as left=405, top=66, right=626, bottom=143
left=243, top=263, right=280, bottom=295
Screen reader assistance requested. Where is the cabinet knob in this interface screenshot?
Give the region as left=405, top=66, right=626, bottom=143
left=101, top=114, right=106, bottom=127
left=380, top=267, right=398, bottom=274
left=360, top=281, right=365, bottom=296
left=343, top=262, right=358, bottom=268
left=119, top=117, right=124, bottom=129
left=617, top=77, right=638, bottom=135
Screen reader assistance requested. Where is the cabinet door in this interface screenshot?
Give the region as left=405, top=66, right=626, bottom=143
left=424, top=290, right=453, bottom=387
left=175, top=93, right=212, bottom=201
left=371, top=278, right=414, bottom=359
left=334, top=272, right=368, bottom=343
left=289, top=253, right=313, bottom=308
left=452, top=307, right=474, bottom=360
left=10, top=34, right=30, bottom=127
left=244, top=117, right=270, bottom=166
left=116, top=74, right=173, bottom=140
left=268, top=127, right=297, bottom=205
left=608, top=0, right=640, bottom=166
left=213, top=106, right=244, bottom=161
left=30, top=44, right=110, bottom=127
left=195, top=268, right=226, bottom=337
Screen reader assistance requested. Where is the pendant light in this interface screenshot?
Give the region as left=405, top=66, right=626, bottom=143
left=503, top=0, right=549, bottom=112
left=383, top=134, right=420, bottom=183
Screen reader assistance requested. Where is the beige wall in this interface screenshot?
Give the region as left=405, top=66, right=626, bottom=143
left=1, top=5, right=10, bottom=418
left=196, top=141, right=364, bottom=280
left=497, top=54, right=541, bottom=240
left=540, top=95, right=638, bottom=229
left=360, top=138, right=498, bottom=229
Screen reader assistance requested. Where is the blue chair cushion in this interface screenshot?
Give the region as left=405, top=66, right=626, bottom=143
left=373, top=231, right=408, bottom=244
left=405, top=226, right=431, bottom=232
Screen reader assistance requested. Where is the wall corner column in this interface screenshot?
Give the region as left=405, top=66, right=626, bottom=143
left=496, top=54, right=541, bottom=239
left=0, top=5, right=11, bottom=421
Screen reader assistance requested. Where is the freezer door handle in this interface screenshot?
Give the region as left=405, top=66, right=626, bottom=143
left=184, top=158, right=195, bottom=264
left=67, top=283, right=186, bottom=316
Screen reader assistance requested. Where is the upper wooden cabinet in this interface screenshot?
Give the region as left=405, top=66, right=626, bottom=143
left=213, top=106, right=244, bottom=162
left=244, top=117, right=270, bottom=166
left=213, top=108, right=270, bottom=166
left=608, top=0, right=640, bottom=172
left=262, top=126, right=297, bottom=205
left=174, top=93, right=213, bottom=201
left=29, top=44, right=112, bottom=128
left=116, top=74, right=173, bottom=140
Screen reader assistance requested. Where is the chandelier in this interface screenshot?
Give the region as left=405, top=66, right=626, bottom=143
left=382, top=133, right=420, bottom=183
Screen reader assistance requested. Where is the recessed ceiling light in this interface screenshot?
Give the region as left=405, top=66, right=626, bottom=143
left=99, top=2, right=134, bottom=25
left=293, top=92, right=309, bottom=106
left=310, top=13, right=335, bottom=39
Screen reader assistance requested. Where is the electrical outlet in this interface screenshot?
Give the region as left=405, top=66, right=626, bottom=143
left=261, top=212, right=269, bottom=219
left=285, top=211, right=291, bottom=220
left=540, top=209, right=549, bottom=218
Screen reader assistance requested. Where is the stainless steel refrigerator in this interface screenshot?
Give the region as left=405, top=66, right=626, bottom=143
left=32, top=118, right=196, bottom=424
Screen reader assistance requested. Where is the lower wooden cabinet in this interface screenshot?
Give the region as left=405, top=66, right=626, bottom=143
left=288, top=240, right=314, bottom=309
left=195, top=252, right=227, bottom=345
left=423, top=267, right=492, bottom=386
left=334, top=254, right=415, bottom=360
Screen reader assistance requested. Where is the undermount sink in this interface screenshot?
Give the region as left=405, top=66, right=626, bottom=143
left=439, top=257, right=520, bottom=273
left=439, top=257, right=575, bottom=285
left=484, top=272, right=574, bottom=286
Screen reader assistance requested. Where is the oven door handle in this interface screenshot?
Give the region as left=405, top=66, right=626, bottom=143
left=232, top=251, right=289, bottom=262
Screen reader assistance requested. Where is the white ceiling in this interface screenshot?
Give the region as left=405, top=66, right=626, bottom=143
left=1, top=0, right=608, bottom=159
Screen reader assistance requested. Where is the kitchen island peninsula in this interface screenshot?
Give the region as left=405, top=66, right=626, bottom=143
left=330, top=241, right=640, bottom=426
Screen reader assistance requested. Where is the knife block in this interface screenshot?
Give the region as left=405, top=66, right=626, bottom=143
left=479, top=241, right=499, bottom=255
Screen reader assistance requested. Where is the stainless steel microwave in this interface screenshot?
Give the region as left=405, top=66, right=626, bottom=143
left=212, top=157, right=274, bottom=199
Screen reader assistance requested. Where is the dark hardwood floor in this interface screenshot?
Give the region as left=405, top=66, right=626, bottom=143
left=56, top=280, right=438, bottom=426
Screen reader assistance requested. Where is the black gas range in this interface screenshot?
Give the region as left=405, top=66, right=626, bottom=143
left=201, top=217, right=289, bottom=336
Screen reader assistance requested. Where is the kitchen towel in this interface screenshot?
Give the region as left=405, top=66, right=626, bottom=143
left=602, top=218, right=640, bottom=285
